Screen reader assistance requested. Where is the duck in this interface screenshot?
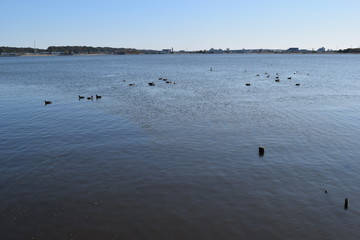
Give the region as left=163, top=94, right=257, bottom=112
left=275, top=79, right=280, bottom=82
left=295, top=83, right=300, bottom=86
left=87, top=96, right=93, bottom=100
left=96, top=95, right=102, bottom=99
left=148, top=82, right=155, bottom=86
left=245, top=83, right=251, bottom=86
left=78, top=95, right=85, bottom=99
left=44, top=100, right=52, bottom=105
left=128, top=83, right=135, bottom=86
left=287, top=77, right=292, bottom=80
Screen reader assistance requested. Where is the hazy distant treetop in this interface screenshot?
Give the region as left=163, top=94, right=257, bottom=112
left=0, top=46, right=160, bottom=55
left=338, top=48, right=360, bottom=53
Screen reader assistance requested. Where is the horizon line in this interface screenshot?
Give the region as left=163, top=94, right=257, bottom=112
left=1, top=45, right=352, bottom=51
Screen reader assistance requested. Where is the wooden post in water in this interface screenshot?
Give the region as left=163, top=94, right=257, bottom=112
left=259, top=146, right=265, bottom=156
left=344, top=198, right=349, bottom=209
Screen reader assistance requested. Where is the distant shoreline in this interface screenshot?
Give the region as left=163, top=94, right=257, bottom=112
left=13, top=52, right=359, bottom=57
left=2, top=46, right=360, bottom=56
left=2, top=52, right=360, bottom=58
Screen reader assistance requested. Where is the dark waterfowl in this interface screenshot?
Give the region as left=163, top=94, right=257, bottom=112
left=96, top=95, right=102, bottom=99
left=275, top=79, right=280, bottom=82
left=245, top=83, right=251, bottom=86
left=295, top=83, right=300, bottom=86
left=79, top=95, right=85, bottom=99
left=44, top=100, right=52, bottom=105
left=148, top=82, right=155, bottom=86
left=129, top=83, right=135, bottom=86
left=87, top=96, right=93, bottom=100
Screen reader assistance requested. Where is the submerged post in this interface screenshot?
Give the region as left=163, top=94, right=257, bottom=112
left=259, top=146, right=265, bottom=156
left=344, top=198, right=349, bottom=209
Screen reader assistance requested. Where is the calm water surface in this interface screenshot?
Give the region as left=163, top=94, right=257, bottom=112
left=1, top=54, right=360, bottom=239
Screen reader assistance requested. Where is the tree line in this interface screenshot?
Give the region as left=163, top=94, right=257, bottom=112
left=0, top=46, right=159, bottom=55
left=338, top=48, right=360, bottom=53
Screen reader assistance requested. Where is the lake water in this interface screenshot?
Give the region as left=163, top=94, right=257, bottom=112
left=1, top=54, right=360, bottom=239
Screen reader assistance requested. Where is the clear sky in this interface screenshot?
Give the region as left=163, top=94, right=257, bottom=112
left=1, top=0, right=360, bottom=50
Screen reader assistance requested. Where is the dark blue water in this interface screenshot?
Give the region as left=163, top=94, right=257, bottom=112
left=1, top=54, right=360, bottom=239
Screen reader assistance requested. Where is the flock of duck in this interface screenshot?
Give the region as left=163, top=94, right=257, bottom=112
left=245, top=71, right=302, bottom=87
left=44, top=75, right=177, bottom=105
left=78, top=94, right=102, bottom=100
left=44, top=69, right=305, bottom=105
left=124, top=77, right=176, bottom=87
left=44, top=94, right=102, bottom=105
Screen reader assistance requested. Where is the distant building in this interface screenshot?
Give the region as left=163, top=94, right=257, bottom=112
left=50, top=52, right=65, bottom=56
left=209, top=48, right=224, bottom=54
left=0, top=53, right=19, bottom=56
left=287, top=48, right=300, bottom=52
left=161, top=49, right=172, bottom=54
left=317, top=47, right=326, bottom=52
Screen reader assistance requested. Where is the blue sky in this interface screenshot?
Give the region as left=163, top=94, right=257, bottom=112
left=1, top=0, right=360, bottom=50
